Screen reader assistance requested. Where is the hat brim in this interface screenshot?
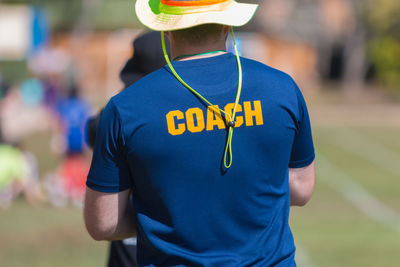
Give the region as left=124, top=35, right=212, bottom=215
left=135, top=0, right=258, bottom=31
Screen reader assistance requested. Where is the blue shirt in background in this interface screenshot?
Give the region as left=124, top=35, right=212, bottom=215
left=58, top=97, right=90, bottom=154
left=87, top=53, right=315, bottom=267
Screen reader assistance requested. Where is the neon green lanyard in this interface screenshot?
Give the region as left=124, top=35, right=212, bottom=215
left=173, top=50, right=226, bottom=61
left=161, top=28, right=243, bottom=169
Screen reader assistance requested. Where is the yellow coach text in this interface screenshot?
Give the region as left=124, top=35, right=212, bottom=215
left=166, top=100, right=264, bottom=136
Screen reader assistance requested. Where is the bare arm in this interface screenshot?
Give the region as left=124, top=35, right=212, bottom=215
left=84, top=187, right=136, bottom=241
left=289, top=160, right=315, bottom=206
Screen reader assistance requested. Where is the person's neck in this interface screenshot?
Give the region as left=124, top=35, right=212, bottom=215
left=171, top=44, right=227, bottom=61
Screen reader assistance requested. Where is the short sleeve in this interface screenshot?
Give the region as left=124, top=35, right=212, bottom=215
left=86, top=99, right=132, bottom=192
left=289, top=84, right=315, bottom=168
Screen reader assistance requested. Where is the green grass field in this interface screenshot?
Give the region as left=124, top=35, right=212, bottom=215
left=0, top=200, right=107, bottom=267
left=290, top=125, right=400, bottom=267
left=1, top=100, right=399, bottom=266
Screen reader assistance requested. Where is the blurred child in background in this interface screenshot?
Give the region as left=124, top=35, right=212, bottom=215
left=0, top=75, right=44, bottom=209
left=46, top=82, right=91, bottom=207
left=0, top=142, right=44, bottom=209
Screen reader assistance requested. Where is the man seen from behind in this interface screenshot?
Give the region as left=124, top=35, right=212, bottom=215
left=84, top=1, right=315, bottom=266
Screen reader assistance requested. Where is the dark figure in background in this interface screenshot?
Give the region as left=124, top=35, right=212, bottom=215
left=85, top=31, right=169, bottom=267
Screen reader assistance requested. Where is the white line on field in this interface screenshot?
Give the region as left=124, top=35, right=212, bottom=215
left=318, top=154, right=400, bottom=235
left=322, top=128, right=400, bottom=177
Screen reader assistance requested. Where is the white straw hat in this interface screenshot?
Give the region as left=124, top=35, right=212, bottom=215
left=135, top=0, right=258, bottom=31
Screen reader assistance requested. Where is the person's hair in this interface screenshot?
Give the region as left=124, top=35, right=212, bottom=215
left=170, top=24, right=226, bottom=46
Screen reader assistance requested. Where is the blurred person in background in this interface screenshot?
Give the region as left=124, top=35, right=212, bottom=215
left=0, top=141, right=25, bottom=209
left=28, top=47, right=71, bottom=112
left=0, top=72, right=10, bottom=143
left=85, top=0, right=315, bottom=266
left=0, top=140, right=44, bottom=209
left=51, top=82, right=91, bottom=207
left=86, top=31, right=169, bottom=267
left=42, top=76, right=61, bottom=112
left=56, top=83, right=91, bottom=155
left=0, top=75, right=44, bottom=208
left=0, top=72, right=10, bottom=101
left=0, top=75, right=53, bottom=145
left=20, top=77, right=44, bottom=107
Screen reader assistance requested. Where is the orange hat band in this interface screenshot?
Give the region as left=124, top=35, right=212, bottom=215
left=159, top=0, right=233, bottom=15
left=161, top=0, right=231, bottom=7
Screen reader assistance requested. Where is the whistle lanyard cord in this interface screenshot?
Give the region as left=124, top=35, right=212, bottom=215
left=161, top=28, right=243, bottom=169
left=173, top=50, right=226, bottom=61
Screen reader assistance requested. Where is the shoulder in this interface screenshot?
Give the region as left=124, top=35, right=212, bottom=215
left=241, top=57, right=297, bottom=92
left=113, top=68, right=165, bottom=101
left=241, top=56, right=294, bottom=83
left=109, top=67, right=170, bottom=117
left=116, top=68, right=169, bottom=100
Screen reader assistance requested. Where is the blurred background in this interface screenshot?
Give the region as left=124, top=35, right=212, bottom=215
left=0, top=0, right=399, bottom=266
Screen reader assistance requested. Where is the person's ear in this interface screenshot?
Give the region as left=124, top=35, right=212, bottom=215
left=222, top=26, right=231, bottom=35
left=165, top=31, right=172, bottom=41
left=222, top=26, right=230, bottom=42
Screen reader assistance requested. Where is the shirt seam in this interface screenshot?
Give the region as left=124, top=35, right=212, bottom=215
left=86, top=178, right=130, bottom=192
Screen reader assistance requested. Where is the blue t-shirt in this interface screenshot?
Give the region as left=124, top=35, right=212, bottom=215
left=57, top=97, right=90, bottom=153
left=87, top=53, right=315, bottom=267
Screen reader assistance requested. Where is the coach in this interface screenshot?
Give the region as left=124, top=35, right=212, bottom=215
left=84, top=0, right=315, bottom=266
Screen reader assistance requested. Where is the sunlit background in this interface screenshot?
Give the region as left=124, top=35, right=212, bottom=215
left=0, top=0, right=399, bottom=266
